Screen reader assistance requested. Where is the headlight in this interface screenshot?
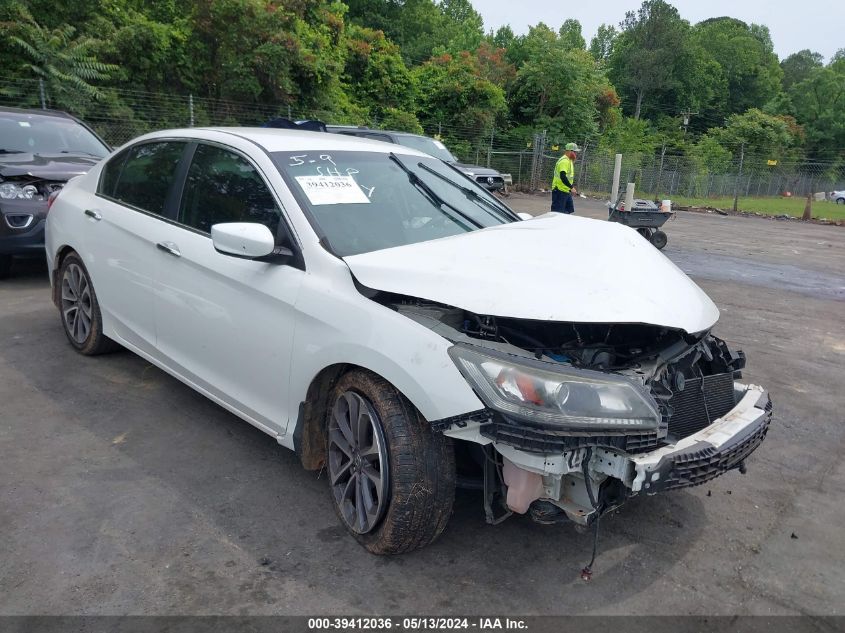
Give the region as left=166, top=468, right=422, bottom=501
left=449, top=345, right=660, bottom=431
left=0, top=183, right=40, bottom=200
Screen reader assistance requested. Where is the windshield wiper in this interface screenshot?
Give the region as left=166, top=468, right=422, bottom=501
left=0, top=149, right=24, bottom=154
left=417, top=162, right=518, bottom=223
left=60, top=150, right=104, bottom=158
left=388, top=153, right=482, bottom=230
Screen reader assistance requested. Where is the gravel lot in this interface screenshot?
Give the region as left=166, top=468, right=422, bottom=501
left=1, top=195, right=843, bottom=615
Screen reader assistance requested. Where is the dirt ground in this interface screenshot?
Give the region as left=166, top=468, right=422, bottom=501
left=1, top=193, right=843, bottom=615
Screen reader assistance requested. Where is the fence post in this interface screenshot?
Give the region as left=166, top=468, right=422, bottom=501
left=576, top=142, right=588, bottom=190
left=39, top=79, right=47, bottom=110
left=656, top=143, right=666, bottom=198
left=610, top=153, right=622, bottom=205
left=733, top=142, right=745, bottom=213
left=188, top=94, right=194, bottom=127
left=486, top=128, right=494, bottom=168
left=529, top=131, right=546, bottom=191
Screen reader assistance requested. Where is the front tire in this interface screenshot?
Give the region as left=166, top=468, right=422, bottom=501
left=326, top=370, right=455, bottom=554
left=837, top=197, right=845, bottom=205
left=58, top=253, right=121, bottom=355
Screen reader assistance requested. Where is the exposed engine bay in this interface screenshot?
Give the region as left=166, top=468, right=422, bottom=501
left=375, top=292, right=770, bottom=535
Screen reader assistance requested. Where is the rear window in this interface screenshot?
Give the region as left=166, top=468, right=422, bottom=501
left=110, top=142, right=186, bottom=216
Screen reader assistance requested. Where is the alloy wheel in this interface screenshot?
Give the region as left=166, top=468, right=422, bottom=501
left=328, top=391, right=390, bottom=534
left=61, top=263, right=92, bottom=344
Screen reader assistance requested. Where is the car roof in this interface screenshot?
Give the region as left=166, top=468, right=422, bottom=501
left=0, top=106, right=75, bottom=120
left=161, top=127, right=432, bottom=157
left=326, top=125, right=428, bottom=140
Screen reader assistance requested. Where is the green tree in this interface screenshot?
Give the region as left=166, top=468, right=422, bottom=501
left=344, top=24, right=417, bottom=118
left=440, top=0, right=484, bottom=54
left=185, top=0, right=347, bottom=109
left=558, top=19, right=585, bottom=50
left=512, top=45, right=616, bottom=142
left=4, top=4, right=117, bottom=107
left=781, top=49, right=824, bottom=91
left=589, top=24, right=617, bottom=62
left=608, top=0, right=691, bottom=119
left=707, top=108, right=802, bottom=158
left=379, top=107, right=424, bottom=133
left=691, top=18, right=783, bottom=117
left=474, top=42, right=517, bottom=91
left=788, top=64, right=845, bottom=159
left=412, top=52, right=507, bottom=140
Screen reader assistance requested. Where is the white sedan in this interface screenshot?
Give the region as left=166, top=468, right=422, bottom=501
left=46, top=128, right=771, bottom=554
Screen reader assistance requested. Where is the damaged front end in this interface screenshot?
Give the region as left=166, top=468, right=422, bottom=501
left=390, top=297, right=772, bottom=527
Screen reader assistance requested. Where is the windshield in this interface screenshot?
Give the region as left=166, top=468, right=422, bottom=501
left=273, top=150, right=517, bottom=257
left=392, top=136, right=457, bottom=162
left=0, top=113, right=109, bottom=157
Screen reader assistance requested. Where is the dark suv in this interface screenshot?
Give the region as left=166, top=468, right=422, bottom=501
left=327, top=126, right=507, bottom=192
left=0, top=107, right=110, bottom=278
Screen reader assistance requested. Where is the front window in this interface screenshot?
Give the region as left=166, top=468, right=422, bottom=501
left=274, top=150, right=516, bottom=257
left=179, top=144, right=281, bottom=235
left=392, top=136, right=457, bottom=162
left=0, top=113, right=108, bottom=157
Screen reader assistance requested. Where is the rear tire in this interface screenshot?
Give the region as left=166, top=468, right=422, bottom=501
left=837, top=198, right=845, bottom=205
left=326, top=369, right=455, bottom=554
left=0, top=255, right=11, bottom=279
left=58, top=253, right=121, bottom=355
left=651, top=230, right=668, bottom=249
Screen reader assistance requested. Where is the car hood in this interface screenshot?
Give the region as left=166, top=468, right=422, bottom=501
left=0, top=152, right=101, bottom=181
left=344, top=213, right=719, bottom=333
left=451, top=162, right=501, bottom=176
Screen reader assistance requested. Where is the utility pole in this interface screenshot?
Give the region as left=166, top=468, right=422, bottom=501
left=680, top=109, right=698, bottom=137
left=733, top=142, right=745, bottom=213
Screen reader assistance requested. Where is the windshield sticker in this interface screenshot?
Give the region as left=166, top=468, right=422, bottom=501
left=18, top=121, right=31, bottom=127
left=295, top=175, right=371, bottom=205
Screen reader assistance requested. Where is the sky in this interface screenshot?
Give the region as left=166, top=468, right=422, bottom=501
left=475, top=0, right=844, bottom=62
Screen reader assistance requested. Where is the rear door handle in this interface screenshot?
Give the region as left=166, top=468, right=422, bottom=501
left=84, top=209, right=102, bottom=221
left=156, top=241, right=181, bottom=257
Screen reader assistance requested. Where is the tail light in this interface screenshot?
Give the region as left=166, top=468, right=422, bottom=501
left=46, top=189, right=61, bottom=213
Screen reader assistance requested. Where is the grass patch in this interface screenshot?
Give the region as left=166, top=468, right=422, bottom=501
left=668, top=196, right=845, bottom=221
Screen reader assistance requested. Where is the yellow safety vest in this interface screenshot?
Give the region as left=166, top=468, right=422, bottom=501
left=552, top=155, right=574, bottom=193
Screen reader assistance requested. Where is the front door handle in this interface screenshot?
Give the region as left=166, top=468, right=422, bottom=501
left=84, top=209, right=102, bottom=221
left=156, top=241, right=181, bottom=257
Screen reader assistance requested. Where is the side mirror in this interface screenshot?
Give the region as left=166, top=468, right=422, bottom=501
left=517, top=212, right=533, bottom=221
left=211, top=222, right=283, bottom=260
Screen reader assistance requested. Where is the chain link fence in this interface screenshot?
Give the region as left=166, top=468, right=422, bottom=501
left=3, top=78, right=844, bottom=203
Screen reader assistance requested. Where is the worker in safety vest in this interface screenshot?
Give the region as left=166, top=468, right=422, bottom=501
left=551, top=142, right=581, bottom=214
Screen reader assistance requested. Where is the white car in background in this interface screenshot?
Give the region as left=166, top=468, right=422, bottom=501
left=831, top=190, right=845, bottom=204
left=45, top=128, right=772, bottom=554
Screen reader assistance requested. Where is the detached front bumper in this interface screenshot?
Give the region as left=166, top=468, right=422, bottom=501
left=629, top=385, right=771, bottom=493
left=449, top=383, right=772, bottom=523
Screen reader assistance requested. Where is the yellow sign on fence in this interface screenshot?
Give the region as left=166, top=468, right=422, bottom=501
left=767, top=159, right=778, bottom=166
